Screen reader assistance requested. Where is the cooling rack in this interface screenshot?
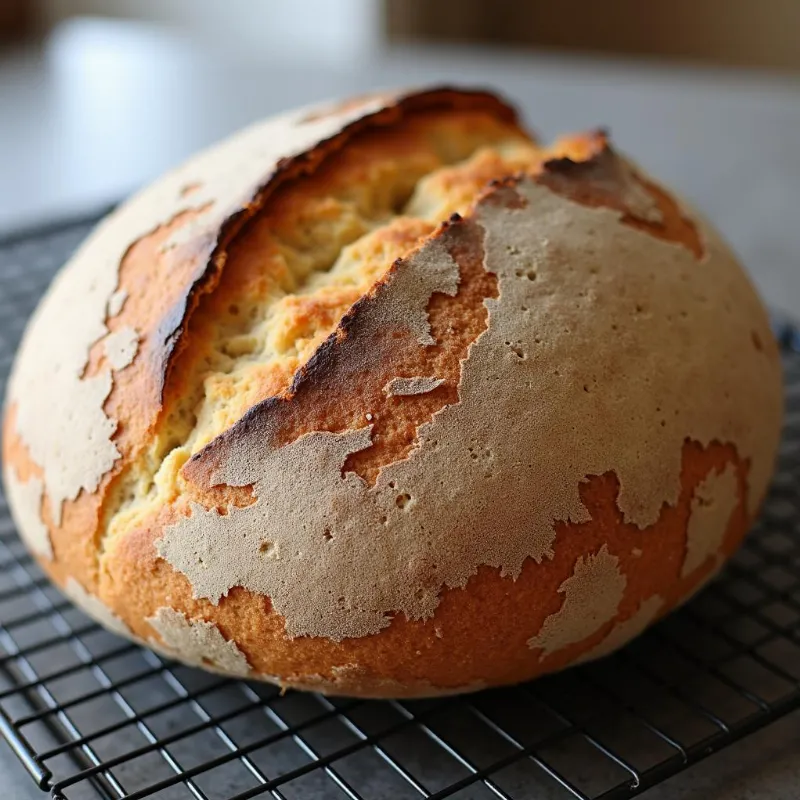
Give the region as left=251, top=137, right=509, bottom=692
left=0, top=215, right=798, bottom=800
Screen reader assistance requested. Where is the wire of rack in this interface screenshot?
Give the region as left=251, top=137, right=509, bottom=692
left=0, top=217, right=798, bottom=800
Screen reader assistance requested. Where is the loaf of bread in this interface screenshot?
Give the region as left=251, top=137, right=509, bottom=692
left=2, top=87, right=783, bottom=697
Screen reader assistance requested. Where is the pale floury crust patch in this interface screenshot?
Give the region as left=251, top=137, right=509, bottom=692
left=106, top=289, right=128, bottom=318
left=3, top=467, right=52, bottom=559
left=682, top=464, right=739, bottom=578
left=384, top=376, right=445, bottom=396
left=12, top=355, right=116, bottom=526
left=103, top=326, right=140, bottom=371
left=5, top=89, right=409, bottom=529
left=63, top=577, right=131, bottom=637
left=576, top=594, right=665, bottom=664
left=63, top=582, right=251, bottom=677
left=157, top=176, right=781, bottom=643
left=527, top=545, right=627, bottom=656
left=146, top=607, right=251, bottom=677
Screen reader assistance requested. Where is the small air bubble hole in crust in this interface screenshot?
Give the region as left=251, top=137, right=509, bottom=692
left=396, top=493, right=412, bottom=509
left=509, top=343, right=526, bottom=360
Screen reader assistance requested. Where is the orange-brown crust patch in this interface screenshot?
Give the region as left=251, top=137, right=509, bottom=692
left=101, top=438, right=747, bottom=697
left=344, top=216, right=498, bottom=483
left=85, top=206, right=215, bottom=454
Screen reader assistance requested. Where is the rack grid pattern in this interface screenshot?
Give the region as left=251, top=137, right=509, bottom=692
left=0, top=216, right=799, bottom=800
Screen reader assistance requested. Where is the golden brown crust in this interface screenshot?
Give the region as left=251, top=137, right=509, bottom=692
left=2, top=87, right=783, bottom=697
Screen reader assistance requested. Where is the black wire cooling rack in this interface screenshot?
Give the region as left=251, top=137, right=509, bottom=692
left=0, top=216, right=799, bottom=800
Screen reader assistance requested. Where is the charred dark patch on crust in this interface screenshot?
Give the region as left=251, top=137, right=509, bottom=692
left=480, top=177, right=530, bottom=210
left=538, top=135, right=705, bottom=259
left=299, top=87, right=521, bottom=129
left=152, top=230, right=223, bottom=399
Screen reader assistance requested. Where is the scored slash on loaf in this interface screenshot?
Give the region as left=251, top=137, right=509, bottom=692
left=2, top=87, right=783, bottom=697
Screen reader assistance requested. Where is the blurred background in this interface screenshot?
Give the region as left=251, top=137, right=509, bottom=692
left=1, top=0, right=799, bottom=308
left=2, top=6, right=800, bottom=796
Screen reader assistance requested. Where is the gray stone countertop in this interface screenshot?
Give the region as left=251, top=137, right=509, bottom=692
left=1, top=19, right=799, bottom=799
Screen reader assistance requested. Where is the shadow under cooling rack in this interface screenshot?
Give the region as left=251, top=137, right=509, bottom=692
left=0, top=217, right=799, bottom=800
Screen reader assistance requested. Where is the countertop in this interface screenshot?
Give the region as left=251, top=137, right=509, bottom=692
left=1, top=19, right=799, bottom=799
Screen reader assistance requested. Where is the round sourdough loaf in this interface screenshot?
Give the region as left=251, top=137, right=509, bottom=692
left=2, top=87, right=783, bottom=697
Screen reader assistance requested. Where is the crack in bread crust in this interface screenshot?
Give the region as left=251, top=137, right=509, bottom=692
left=97, top=103, right=540, bottom=547
left=181, top=136, right=711, bottom=496
left=4, top=87, right=527, bottom=570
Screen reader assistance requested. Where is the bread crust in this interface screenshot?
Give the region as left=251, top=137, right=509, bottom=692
left=2, top=87, right=783, bottom=697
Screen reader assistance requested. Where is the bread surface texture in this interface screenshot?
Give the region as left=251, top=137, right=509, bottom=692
left=2, top=87, right=783, bottom=697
